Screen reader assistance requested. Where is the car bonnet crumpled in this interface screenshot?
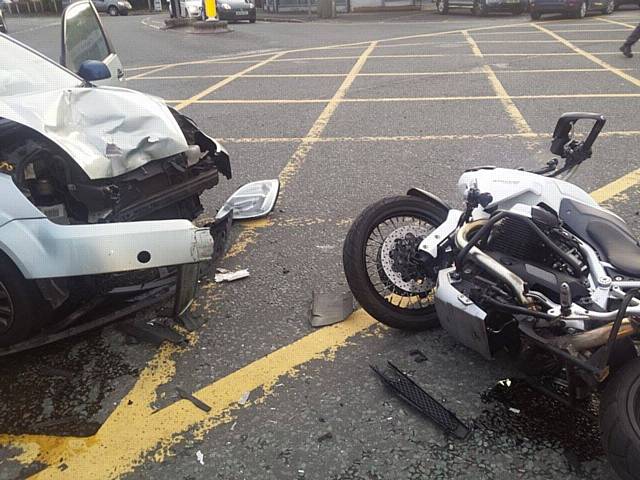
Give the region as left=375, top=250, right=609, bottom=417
left=0, top=86, right=189, bottom=179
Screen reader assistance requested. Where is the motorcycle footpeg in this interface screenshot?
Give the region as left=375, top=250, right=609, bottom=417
left=371, top=361, right=470, bottom=440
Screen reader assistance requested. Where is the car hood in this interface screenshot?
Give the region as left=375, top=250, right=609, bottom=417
left=0, top=86, right=189, bottom=180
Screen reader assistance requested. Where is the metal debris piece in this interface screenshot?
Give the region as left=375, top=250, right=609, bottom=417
left=176, top=387, right=211, bottom=413
left=409, top=349, right=428, bottom=363
left=119, top=319, right=186, bottom=346
left=214, top=269, right=250, bottom=283
left=238, top=391, right=250, bottom=405
left=178, top=311, right=206, bottom=332
left=310, top=291, right=355, bottom=327
left=371, top=361, right=470, bottom=440
left=317, top=432, right=333, bottom=443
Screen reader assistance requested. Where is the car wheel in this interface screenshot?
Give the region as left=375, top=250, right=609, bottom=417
left=603, top=0, right=614, bottom=13
left=472, top=0, right=487, bottom=15
left=249, top=17, right=256, bottom=22
left=530, top=10, right=541, bottom=18
left=108, top=5, right=119, bottom=15
left=574, top=1, right=587, bottom=17
left=0, top=253, right=49, bottom=348
left=436, top=0, right=449, bottom=14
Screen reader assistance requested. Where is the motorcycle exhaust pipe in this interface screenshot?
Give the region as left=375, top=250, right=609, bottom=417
left=455, top=220, right=531, bottom=306
left=555, top=319, right=636, bottom=351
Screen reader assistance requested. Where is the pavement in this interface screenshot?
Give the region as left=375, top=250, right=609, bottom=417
left=2, top=8, right=640, bottom=480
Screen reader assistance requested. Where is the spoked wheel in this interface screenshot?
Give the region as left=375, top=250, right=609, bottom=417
left=472, top=0, right=487, bottom=16
left=603, top=0, right=614, bottom=13
left=343, top=195, right=448, bottom=331
left=108, top=5, right=119, bottom=15
left=574, top=1, right=587, bottom=17
left=600, top=357, right=640, bottom=480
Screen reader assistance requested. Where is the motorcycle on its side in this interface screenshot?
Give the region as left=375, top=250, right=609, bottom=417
left=343, top=113, right=640, bottom=480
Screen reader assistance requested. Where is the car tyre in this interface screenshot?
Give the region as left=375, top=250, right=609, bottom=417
left=108, top=5, right=119, bottom=15
left=472, top=0, right=488, bottom=15
left=436, top=0, right=449, bottom=14
left=573, top=1, right=587, bottom=17
left=0, top=253, right=49, bottom=348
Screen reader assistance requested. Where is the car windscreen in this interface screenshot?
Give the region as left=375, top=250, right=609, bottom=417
left=0, top=36, right=82, bottom=97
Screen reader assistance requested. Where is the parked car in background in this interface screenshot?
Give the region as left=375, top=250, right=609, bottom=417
left=169, top=0, right=203, bottom=17
left=613, top=0, right=640, bottom=8
left=92, top=0, right=132, bottom=15
left=216, top=0, right=256, bottom=22
left=530, top=0, right=614, bottom=17
left=436, top=0, right=528, bottom=15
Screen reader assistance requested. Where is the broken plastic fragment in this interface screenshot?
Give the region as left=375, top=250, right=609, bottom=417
left=238, top=391, right=250, bottom=405
left=214, top=269, right=250, bottom=283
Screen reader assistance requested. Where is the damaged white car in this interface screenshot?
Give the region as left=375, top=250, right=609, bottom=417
left=0, top=1, right=279, bottom=351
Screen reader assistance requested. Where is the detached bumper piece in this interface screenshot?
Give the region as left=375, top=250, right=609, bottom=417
left=371, top=361, right=470, bottom=440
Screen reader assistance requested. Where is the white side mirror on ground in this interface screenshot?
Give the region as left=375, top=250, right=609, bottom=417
left=216, top=179, right=280, bottom=220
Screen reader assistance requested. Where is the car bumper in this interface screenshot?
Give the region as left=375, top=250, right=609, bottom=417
left=530, top=2, right=576, bottom=11
left=0, top=218, right=215, bottom=280
left=217, top=8, right=256, bottom=20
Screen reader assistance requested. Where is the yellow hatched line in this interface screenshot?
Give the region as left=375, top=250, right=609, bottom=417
left=462, top=30, right=532, bottom=135
left=595, top=17, right=636, bottom=29
left=533, top=23, right=640, bottom=88
left=278, top=41, right=378, bottom=189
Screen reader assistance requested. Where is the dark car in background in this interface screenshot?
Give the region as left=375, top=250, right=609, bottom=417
left=530, top=0, right=614, bottom=18
left=613, top=0, right=639, bottom=8
left=91, top=0, right=132, bottom=15
left=216, top=0, right=256, bottom=22
left=435, top=0, right=527, bottom=15
left=0, top=9, right=7, bottom=33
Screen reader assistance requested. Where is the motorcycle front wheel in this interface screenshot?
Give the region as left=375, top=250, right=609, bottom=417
left=343, top=195, right=448, bottom=331
left=600, top=356, right=640, bottom=480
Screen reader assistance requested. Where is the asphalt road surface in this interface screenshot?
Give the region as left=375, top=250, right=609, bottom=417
left=2, top=8, right=640, bottom=480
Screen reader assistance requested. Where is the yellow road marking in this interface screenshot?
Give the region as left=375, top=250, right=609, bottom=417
left=130, top=68, right=638, bottom=81
left=125, top=50, right=285, bottom=72
left=463, top=30, right=532, bottom=136
left=172, top=53, right=287, bottom=111
left=591, top=168, right=640, bottom=204
left=278, top=41, right=378, bottom=190
left=214, top=131, right=640, bottom=143
left=533, top=23, right=640, bottom=88
left=165, top=92, right=640, bottom=105
left=595, top=17, right=636, bottom=29
left=12, top=311, right=377, bottom=479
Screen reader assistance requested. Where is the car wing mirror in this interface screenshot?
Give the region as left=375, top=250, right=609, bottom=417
left=77, top=60, right=112, bottom=82
left=215, top=179, right=280, bottom=220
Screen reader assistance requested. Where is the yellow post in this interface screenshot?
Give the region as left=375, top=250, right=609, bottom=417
left=204, top=0, right=216, bottom=19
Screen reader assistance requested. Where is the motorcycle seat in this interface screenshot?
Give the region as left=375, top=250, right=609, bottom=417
left=559, top=199, right=640, bottom=278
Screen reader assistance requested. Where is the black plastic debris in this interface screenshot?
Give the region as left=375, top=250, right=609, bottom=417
left=119, top=319, right=186, bottom=346
left=409, top=349, right=428, bottom=363
left=310, top=291, right=355, bottom=327
left=178, top=311, right=206, bottom=332
left=176, top=387, right=211, bottom=413
left=371, top=361, right=470, bottom=439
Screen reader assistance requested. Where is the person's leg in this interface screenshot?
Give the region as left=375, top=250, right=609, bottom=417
left=620, top=22, right=640, bottom=58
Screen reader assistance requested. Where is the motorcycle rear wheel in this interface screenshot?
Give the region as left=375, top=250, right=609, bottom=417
left=600, top=357, right=640, bottom=480
left=343, top=195, right=448, bottom=331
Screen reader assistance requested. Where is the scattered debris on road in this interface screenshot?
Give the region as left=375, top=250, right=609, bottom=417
left=119, top=319, right=186, bottom=346
left=309, top=291, right=354, bottom=327
left=176, top=387, right=212, bottom=413
left=371, top=361, right=470, bottom=439
left=196, top=450, right=205, bottom=466
left=238, top=391, right=251, bottom=405
left=215, top=268, right=250, bottom=283
left=409, top=349, right=428, bottom=363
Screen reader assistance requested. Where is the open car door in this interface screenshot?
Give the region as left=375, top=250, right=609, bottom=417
left=60, top=0, right=124, bottom=86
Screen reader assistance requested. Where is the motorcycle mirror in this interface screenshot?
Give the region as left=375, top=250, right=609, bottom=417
left=215, top=179, right=280, bottom=221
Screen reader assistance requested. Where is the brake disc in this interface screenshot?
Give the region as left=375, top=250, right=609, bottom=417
left=380, top=225, right=433, bottom=294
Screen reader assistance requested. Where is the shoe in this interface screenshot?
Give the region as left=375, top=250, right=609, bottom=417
left=620, top=44, right=633, bottom=58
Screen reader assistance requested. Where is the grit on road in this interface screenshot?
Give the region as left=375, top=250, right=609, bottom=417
left=1, top=9, right=640, bottom=480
